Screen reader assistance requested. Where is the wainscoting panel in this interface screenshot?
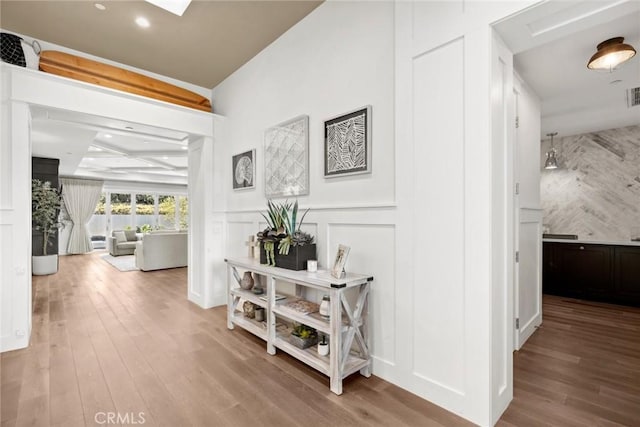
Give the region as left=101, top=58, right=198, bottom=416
left=226, top=221, right=256, bottom=259
left=411, top=37, right=465, bottom=397
left=327, top=223, right=396, bottom=367
left=0, top=223, right=14, bottom=346
left=516, top=208, right=543, bottom=349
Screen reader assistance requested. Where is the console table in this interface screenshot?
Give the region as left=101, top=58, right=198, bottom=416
left=225, top=257, right=373, bottom=395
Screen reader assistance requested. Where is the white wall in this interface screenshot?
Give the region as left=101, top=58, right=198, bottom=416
left=212, top=1, right=536, bottom=426
left=212, top=0, right=399, bottom=407
left=212, top=1, right=395, bottom=211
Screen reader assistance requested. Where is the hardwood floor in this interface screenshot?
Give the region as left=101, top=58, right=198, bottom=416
left=499, top=295, right=640, bottom=427
left=2, top=254, right=639, bottom=426
left=1, top=253, right=471, bottom=427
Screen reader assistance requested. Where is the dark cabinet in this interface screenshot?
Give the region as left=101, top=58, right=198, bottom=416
left=543, top=241, right=640, bottom=307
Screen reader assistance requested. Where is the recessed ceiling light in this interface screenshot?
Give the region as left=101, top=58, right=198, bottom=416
left=94, top=147, right=103, bottom=151
left=181, top=146, right=188, bottom=150
left=162, top=156, right=169, bottom=160
left=135, top=16, right=151, bottom=28
left=94, top=3, right=106, bottom=11
left=104, top=134, right=112, bottom=138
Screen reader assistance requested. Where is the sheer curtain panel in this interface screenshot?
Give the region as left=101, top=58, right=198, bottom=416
left=61, top=178, right=104, bottom=254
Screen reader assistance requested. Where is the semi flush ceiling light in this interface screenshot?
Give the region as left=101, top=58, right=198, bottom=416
left=145, top=0, right=192, bottom=17
left=544, top=132, right=559, bottom=170
left=587, top=37, right=636, bottom=71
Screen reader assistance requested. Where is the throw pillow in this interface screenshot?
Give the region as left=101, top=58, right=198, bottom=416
left=114, top=231, right=127, bottom=243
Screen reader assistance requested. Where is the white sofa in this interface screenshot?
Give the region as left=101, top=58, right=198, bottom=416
left=134, top=231, right=188, bottom=271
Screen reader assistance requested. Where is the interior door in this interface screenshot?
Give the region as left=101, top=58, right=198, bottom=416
left=513, top=76, right=543, bottom=350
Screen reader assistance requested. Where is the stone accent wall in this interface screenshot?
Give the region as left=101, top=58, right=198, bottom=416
left=541, top=125, right=640, bottom=242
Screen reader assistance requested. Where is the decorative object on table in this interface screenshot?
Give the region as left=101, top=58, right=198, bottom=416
left=280, top=299, right=319, bottom=315
left=246, top=235, right=260, bottom=259
left=243, top=301, right=256, bottom=319
left=318, top=335, right=329, bottom=356
left=319, top=295, right=330, bottom=318
left=331, top=244, right=351, bottom=279
left=31, top=179, right=65, bottom=275
left=239, top=271, right=254, bottom=290
left=307, top=259, right=318, bottom=272
left=258, top=294, right=286, bottom=302
left=254, top=307, right=265, bottom=322
left=324, top=106, right=372, bottom=177
left=264, top=115, right=309, bottom=197
left=257, top=199, right=316, bottom=270
left=251, top=273, right=265, bottom=294
left=289, top=323, right=318, bottom=349
left=232, top=149, right=255, bottom=190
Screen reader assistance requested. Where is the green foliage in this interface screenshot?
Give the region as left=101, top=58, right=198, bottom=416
left=32, top=179, right=64, bottom=256
left=257, top=199, right=313, bottom=257
left=291, top=323, right=317, bottom=339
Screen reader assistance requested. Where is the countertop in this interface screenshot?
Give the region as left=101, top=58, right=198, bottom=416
left=542, top=238, right=640, bottom=247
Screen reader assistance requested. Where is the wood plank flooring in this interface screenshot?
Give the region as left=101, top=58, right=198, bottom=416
left=1, top=253, right=471, bottom=427
left=499, top=295, right=640, bottom=427
left=2, top=254, right=639, bottom=426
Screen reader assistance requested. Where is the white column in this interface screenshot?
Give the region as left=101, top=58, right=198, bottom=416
left=0, top=100, right=32, bottom=352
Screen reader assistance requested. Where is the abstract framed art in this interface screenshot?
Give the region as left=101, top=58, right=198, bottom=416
left=324, top=106, right=372, bottom=178
left=264, top=115, right=309, bottom=197
left=232, top=149, right=256, bottom=190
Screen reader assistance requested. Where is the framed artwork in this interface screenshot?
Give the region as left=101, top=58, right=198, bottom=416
left=331, top=244, right=351, bottom=279
left=324, top=106, right=372, bottom=178
left=264, top=115, right=309, bottom=197
left=232, top=149, right=256, bottom=190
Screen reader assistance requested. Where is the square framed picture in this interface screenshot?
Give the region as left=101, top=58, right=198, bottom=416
left=264, top=115, right=309, bottom=197
left=324, top=106, right=372, bottom=178
left=232, top=149, right=256, bottom=190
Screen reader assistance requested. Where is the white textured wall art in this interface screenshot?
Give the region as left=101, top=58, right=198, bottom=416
left=264, top=115, right=309, bottom=197
left=324, top=106, right=372, bottom=177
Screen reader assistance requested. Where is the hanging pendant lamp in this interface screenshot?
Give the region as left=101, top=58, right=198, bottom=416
left=587, top=37, right=636, bottom=71
left=544, top=132, right=559, bottom=170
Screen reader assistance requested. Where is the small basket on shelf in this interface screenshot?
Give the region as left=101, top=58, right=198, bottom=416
left=289, top=323, right=318, bottom=349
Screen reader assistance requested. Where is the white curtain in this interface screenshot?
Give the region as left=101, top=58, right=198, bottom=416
left=61, top=178, right=103, bottom=254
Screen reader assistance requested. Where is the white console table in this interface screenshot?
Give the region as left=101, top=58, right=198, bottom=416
left=225, top=257, right=373, bottom=395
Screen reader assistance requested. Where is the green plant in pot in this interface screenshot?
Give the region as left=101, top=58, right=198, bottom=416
left=31, top=179, right=64, bottom=275
left=289, top=323, right=318, bottom=349
left=257, top=200, right=315, bottom=270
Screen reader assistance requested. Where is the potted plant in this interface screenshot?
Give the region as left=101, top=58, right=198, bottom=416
left=289, top=323, right=318, bottom=349
left=257, top=200, right=316, bottom=270
left=31, top=179, right=64, bottom=275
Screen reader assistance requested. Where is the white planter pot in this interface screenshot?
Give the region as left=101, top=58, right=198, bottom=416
left=32, top=254, right=58, bottom=275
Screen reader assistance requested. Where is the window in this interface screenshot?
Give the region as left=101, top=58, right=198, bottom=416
left=110, top=193, right=132, bottom=230
left=158, top=195, right=176, bottom=229
left=135, top=194, right=156, bottom=231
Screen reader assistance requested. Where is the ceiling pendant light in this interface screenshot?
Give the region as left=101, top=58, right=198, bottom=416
left=544, top=132, right=559, bottom=170
left=587, top=37, right=636, bottom=71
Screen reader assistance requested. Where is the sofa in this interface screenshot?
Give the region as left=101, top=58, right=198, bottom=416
left=108, top=230, right=140, bottom=256
left=134, top=231, right=188, bottom=271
